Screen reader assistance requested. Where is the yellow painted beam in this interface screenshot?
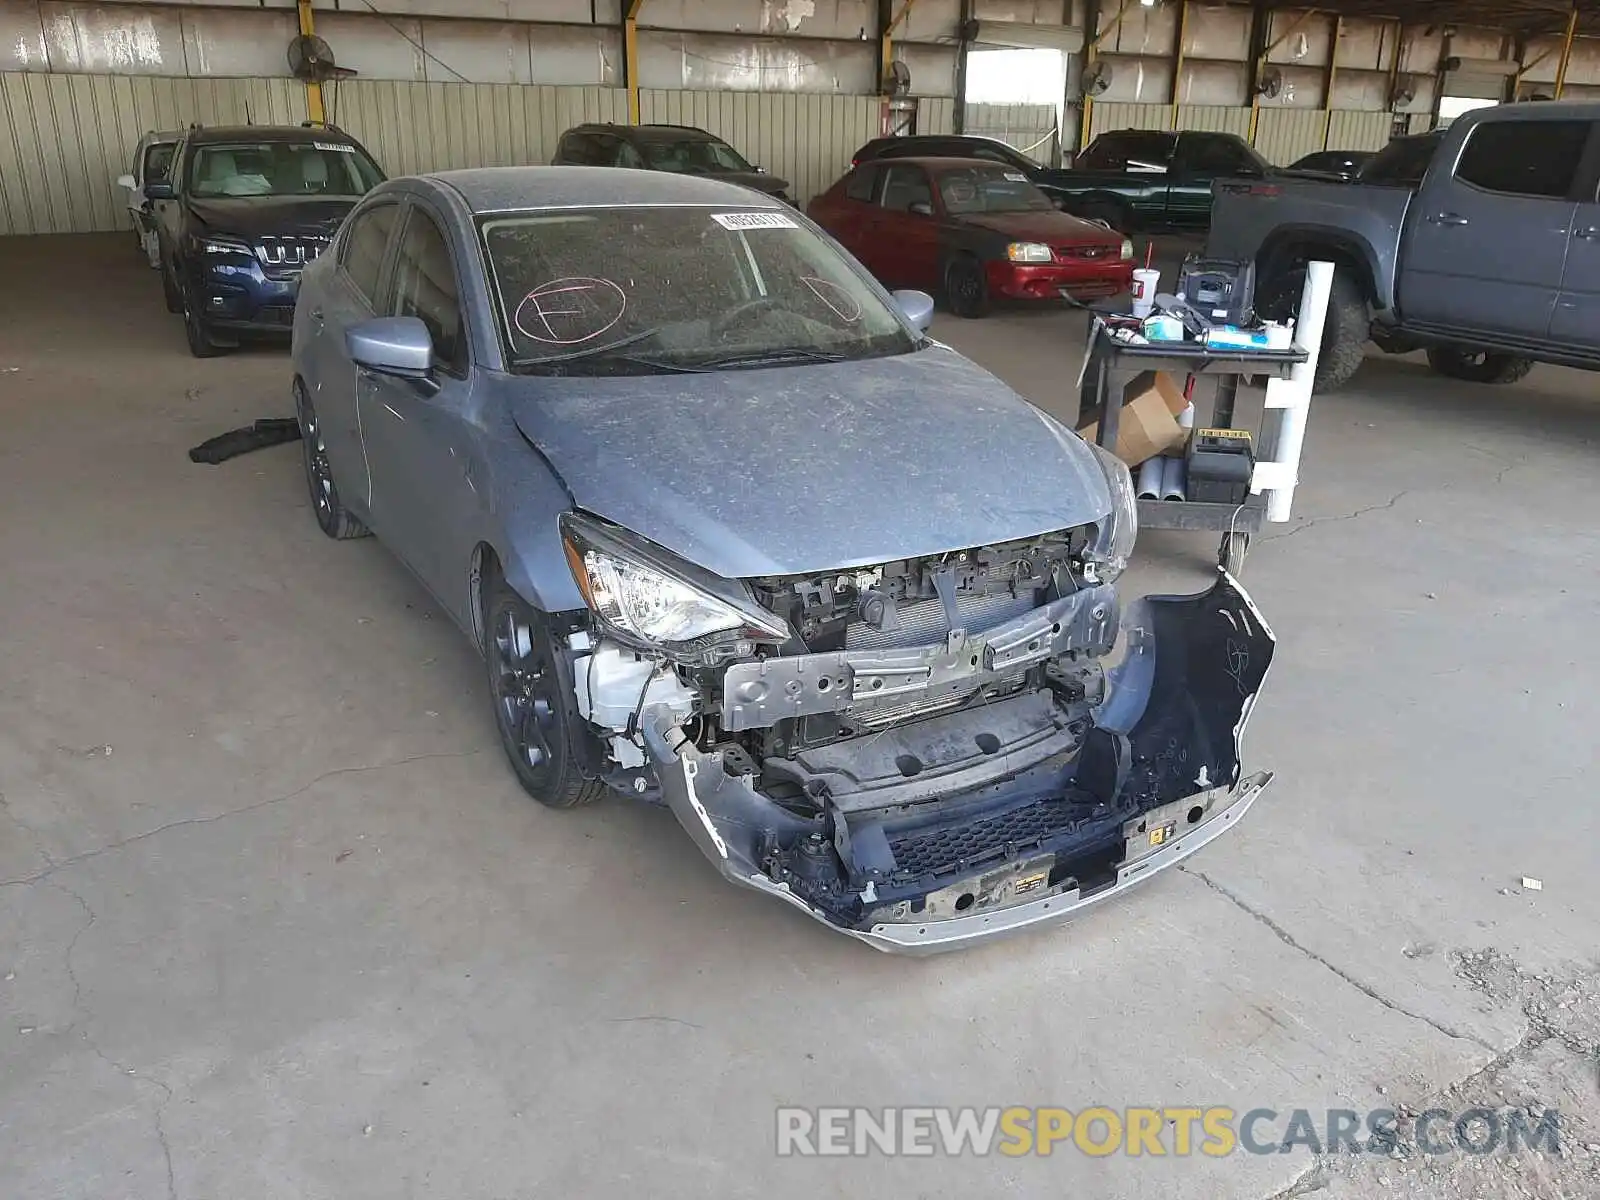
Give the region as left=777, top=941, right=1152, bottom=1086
left=880, top=0, right=924, bottom=93
left=624, top=0, right=649, bottom=124
left=297, top=0, right=324, bottom=125
left=1554, top=4, right=1578, bottom=98
left=1169, top=0, right=1189, bottom=129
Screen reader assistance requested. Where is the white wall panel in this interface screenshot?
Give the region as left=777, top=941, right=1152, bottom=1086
left=642, top=0, right=874, bottom=40
left=1176, top=58, right=1248, bottom=106
left=1183, top=4, right=1250, bottom=63
left=1175, top=104, right=1250, bottom=137
left=639, top=28, right=874, bottom=92
left=1325, top=109, right=1395, bottom=152
left=1096, top=55, right=1172, bottom=104
left=1087, top=101, right=1172, bottom=141
left=0, top=70, right=304, bottom=235
left=38, top=1, right=184, bottom=74
left=1253, top=106, right=1326, bottom=164
left=180, top=8, right=296, bottom=78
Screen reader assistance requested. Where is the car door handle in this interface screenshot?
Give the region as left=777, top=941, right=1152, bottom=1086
left=1427, top=213, right=1469, bottom=227
left=1576, top=227, right=1600, bottom=240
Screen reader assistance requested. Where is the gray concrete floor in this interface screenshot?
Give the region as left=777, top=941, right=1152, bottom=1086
left=2, top=234, right=1597, bottom=1200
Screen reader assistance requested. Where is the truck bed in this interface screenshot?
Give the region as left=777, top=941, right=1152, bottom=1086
left=1206, top=177, right=1415, bottom=313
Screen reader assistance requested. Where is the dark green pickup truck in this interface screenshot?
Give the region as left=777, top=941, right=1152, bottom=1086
left=851, top=129, right=1272, bottom=233
left=1055, top=129, right=1273, bottom=231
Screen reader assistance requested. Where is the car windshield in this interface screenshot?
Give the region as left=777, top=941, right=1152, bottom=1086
left=639, top=137, right=753, bottom=174
left=937, top=165, right=1055, bottom=214
left=188, top=141, right=384, bottom=198
left=480, top=206, right=917, bottom=374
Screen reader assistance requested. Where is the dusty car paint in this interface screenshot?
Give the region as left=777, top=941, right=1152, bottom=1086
left=290, top=165, right=1277, bottom=953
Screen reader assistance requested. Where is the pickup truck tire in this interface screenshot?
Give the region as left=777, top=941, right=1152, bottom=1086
left=1425, top=347, right=1535, bottom=385
left=1259, top=266, right=1367, bottom=392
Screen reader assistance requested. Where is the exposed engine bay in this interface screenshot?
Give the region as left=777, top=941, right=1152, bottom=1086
left=565, top=527, right=1275, bottom=953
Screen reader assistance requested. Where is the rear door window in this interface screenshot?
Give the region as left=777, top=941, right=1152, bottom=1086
left=1454, top=120, right=1592, bottom=199
left=844, top=165, right=880, bottom=202
left=880, top=164, right=933, bottom=212
left=391, top=208, right=467, bottom=376
left=1359, top=135, right=1440, bottom=187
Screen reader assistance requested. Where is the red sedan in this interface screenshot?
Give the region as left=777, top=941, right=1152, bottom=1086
left=809, top=157, right=1134, bottom=317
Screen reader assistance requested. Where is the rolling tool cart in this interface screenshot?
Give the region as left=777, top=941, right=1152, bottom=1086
left=1074, top=261, right=1335, bottom=575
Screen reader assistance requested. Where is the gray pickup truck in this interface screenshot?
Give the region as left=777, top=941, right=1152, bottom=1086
left=1207, top=101, right=1600, bottom=390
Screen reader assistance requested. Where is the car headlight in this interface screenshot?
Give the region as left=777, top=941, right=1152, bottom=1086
left=560, top=513, right=790, bottom=664
left=1085, top=442, right=1138, bottom=581
left=1120, top=237, right=1134, bottom=261
left=198, top=236, right=253, bottom=256
left=1006, top=242, right=1053, bottom=263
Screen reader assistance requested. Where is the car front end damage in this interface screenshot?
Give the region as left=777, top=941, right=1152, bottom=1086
left=555, top=457, right=1274, bottom=953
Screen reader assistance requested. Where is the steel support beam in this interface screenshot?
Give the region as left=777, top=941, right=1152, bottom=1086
left=1169, top=0, right=1190, bottom=129
left=297, top=0, right=324, bottom=125
left=1554, top=3, right=1578, bottom=98
left=881, top=0, right=924, bottom=94
left=625, top=0, right=648, bottom=124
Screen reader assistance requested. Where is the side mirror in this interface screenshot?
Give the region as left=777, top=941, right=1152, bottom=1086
left=892, top=289, right=935, bottom=333
left=754, top=165, right=768, bottom=174
left=908, top=200, right=934, bottom=217
left=347, top=316, right=434, bottom=378
left=116, top=173, right=136, bottom=189
left=144, top=179, right=174, bottom=200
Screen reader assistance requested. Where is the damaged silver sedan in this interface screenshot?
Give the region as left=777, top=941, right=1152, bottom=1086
left=290, top=165, right=1274, bottom=953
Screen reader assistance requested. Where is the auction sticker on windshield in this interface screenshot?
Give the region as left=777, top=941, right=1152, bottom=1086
left=711, top=211, right=798, bottom=230
left=314, top=142, right=355, bottom=152
left=1004, top=172, right=1028, bottom=181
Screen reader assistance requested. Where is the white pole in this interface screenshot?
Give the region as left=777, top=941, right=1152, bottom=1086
left=1255, top=259, right=1333, bottom=522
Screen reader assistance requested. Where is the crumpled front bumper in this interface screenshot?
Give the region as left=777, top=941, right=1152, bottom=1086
left=642, top=571, right=1275, bottom=954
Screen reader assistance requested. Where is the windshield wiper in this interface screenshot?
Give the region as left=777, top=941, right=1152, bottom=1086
left=690, top=348, right=847, bottom=370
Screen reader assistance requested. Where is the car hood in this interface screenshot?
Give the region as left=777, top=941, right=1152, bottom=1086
left=505, top=344, right=1111, bottom=579
left=186, top=196, right=358, bottom=239
left=958, top=210, right=1123, bottom=247
left=669, top=168, right=789, bottom=196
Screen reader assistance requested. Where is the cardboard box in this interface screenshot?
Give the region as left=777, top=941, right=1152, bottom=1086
left=1076, top=371, right=1190, bottom=467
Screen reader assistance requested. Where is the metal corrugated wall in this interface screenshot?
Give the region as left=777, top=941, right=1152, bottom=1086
left=638, top=89, right=879, bottom=205
left=1325, top=109, right=1399, bottom=152
left=1087, top=102, right=1172, bottom=140
left=330, top=81, right=627, bottom=178
left=917, top=97, right=956, bottom=136
left=1175, top=106, right=1252, bottom=137
left=0, top=72, right=303, bottom=235
left=1252, top=108, right=1332, bottom=165
left=964, top=103, right=1059, bottom=162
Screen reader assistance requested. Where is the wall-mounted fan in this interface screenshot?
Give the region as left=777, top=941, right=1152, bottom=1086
left=1081, top=61, right=1113, bottom=97
left=288, top=34, right=354, bottom=83
left=1256, top=66, right=1285, bottom=99
left=883, top=59, right=912, bottom=97
left=1389, top=75, right=1418, bottom=110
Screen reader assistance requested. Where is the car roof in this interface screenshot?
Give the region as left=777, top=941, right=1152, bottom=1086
left=859, top=156, right=1032, bottom=170
left=425, top=165, right=784, bottom=213
left=185, top=125, right=360, bottom=145
left=568, top=123, right=720, bottom=141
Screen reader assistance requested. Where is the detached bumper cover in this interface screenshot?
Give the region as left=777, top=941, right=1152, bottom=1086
left=643, top=572, right=1275, bottom=954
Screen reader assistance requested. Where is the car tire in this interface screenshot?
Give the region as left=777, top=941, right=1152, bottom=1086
left=482, top=565, right=607, bottom=809
left=1259, top=264, right=1368, bottom=392
left=162, top=260, right=183, bottom=314
left=944, top=256, right=991, bottom=319
left=294, top=383, right=370, bottom=541
left=1425, top=346, right=1535, bottom=385
left=1078, top=200, right=1131, bottom=234
left=181, top=285, right=227, bottom=359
